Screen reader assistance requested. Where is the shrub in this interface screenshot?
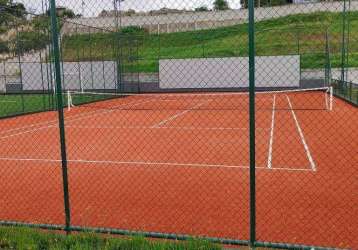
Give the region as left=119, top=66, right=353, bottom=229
left=0, top=41, right=9, bottom=53
left=120, top=26, right=148, bottom=35
left=15, top=31, right=49, bottom=54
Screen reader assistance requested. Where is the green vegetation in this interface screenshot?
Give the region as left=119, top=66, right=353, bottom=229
left=16, top=31, right=49, bottom=54
left=61, top=11, right=358, bottom=73
left=0, top=40, right=9, bottom=53
left=0, top=226, right=221, bottom=250
left=0, top=94, right=54, bottom=117
left=0, top=0, right=26, bottom=30
left=213, top=0, right=230, bottom=10
left=195, top=6, right=209, bottom=12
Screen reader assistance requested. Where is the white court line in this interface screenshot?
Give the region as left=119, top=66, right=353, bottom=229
left=267, top=95, right=276, bottom=169
left=0, top=122, right=269, bottom=141
left=0, top=98, right=155, bottom=136
left=65, top=125, right=270, bottom=131
left=0, top=119, right=59, bottom=135
left=270, top=167, right=314, bottom=172
left=151, top=102, right=207, bottom=128
left=0, top=125, right=56, bottom=140
left=0, top=157, right=316, bottom=172
left=286, top=95, right=316, bottom=172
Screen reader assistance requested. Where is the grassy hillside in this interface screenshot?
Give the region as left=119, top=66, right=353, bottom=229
left=61, top=11, right=358, bottom=73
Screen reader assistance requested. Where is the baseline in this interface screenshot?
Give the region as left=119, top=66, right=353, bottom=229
left=0, top=157, right=317, bottom=172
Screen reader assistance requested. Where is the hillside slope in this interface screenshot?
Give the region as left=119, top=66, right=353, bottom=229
left=61, top=11, right=358, bottom=72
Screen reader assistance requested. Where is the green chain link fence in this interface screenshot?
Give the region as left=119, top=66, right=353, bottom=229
left=0, top=0, right=356, bottom=249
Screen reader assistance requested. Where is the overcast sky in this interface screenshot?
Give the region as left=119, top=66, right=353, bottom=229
left=17, top=0, right=241, bottom=17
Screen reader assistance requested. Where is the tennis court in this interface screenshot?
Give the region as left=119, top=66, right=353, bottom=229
left=0, top=88, right=356, bottom=248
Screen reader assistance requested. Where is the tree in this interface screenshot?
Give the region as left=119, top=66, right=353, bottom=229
left=213, top=0, right=230, bottom=10
left=46, top=7, right=76, bottom=18
left=62, top=9, right=75, bottom=18
left=195, top=6, right=209, bottom=12
left=0, top=0, right=26, bottom=26
left=8, top=2, right=26, bottom=18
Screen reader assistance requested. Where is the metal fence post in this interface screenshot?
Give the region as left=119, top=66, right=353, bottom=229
left=15, top=25, right=25, bottom=113
left=340, top=0, right=348, bottom=84
left=49, top=0, right=71, bottom=234
left=248, top=0, right=256, bottom=248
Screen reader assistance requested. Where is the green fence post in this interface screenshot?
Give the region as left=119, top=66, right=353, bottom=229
left=49, top=0, right=71, bottom=234
left=248, top=0, right=256, bottom=248
left=340, top=0, right=348, bottom=84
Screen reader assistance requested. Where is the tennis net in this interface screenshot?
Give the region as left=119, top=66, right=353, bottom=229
left=66, top=87, right=333, bottom=112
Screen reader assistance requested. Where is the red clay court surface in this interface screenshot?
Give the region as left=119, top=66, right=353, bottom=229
left=0, top=91, right=357, bottom=249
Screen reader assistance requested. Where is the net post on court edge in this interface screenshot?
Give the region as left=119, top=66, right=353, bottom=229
left=329, top=86, right=333, bottom=111
left=67, top=90, right=74, bottom=111
left=50, top=0, right=72, bottom=234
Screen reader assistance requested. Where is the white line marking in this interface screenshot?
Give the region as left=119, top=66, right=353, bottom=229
left=0, top=157, right=250, bottom=169
left=0, top=157, right=316, bottom=172
left=65, top=125, right=270, bottom=131
left=64, top=99, right=155, bottom=124
left=0, top=125, right=56, bottom=140
left=270, top=167, right=315, bottom=172
left=267, top=95, right=276, bottom=169
left=286, top=95, right=317, bottom=171
left=0, top=99, right=154, bottom=137
left=0, top=119, right=58, bottom=135
left=151, top=102, right=206, bottom=128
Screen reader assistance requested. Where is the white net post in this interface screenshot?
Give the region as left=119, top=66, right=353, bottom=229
left=329, top=86, right=334, bottom=111
left=67, top=90, right=74, bottom=111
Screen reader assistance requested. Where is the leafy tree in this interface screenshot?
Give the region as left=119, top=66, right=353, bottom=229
left=33, top=15, right=51, bottom=31
left=195, top=6, right=209, bottom=12
left=0, top=0, right=26, bottom=26
left=0, top=41, right=9, bottom=53
left=61, top=8, right=75, bottom=18
left=213, top=0, right=230, bottom=10
left=8, top=2, right=25, bottom=17
left=46, top=7, right=76, bottom=19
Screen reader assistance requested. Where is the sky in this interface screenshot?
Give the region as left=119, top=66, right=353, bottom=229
left=17, top=0, right=241, bottom=17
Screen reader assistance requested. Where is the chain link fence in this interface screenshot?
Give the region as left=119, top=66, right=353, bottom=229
left=0, top=0, right=357, bottom=249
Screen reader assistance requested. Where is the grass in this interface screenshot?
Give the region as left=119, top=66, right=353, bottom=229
left=0, top=94, right=54, bottom=118
left=0, top=226, right=222, bottom=250
left=61, top=11, right=358, bottom=73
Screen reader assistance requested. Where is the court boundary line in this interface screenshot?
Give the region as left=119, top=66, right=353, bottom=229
left=65, top=125, right=270, bottom=131
left=0, top=124, right=270, bottom=141
left=286, top=95, right=316, bottom=171
left=0, top=98, right=155, bottom=136
left=0, top=157, right=315, bottom=172
left=0, top=125, right=56, bottom=140
left=267, top=95, right=276, bottom=169
left=151, top=102, right=207, bottom=128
